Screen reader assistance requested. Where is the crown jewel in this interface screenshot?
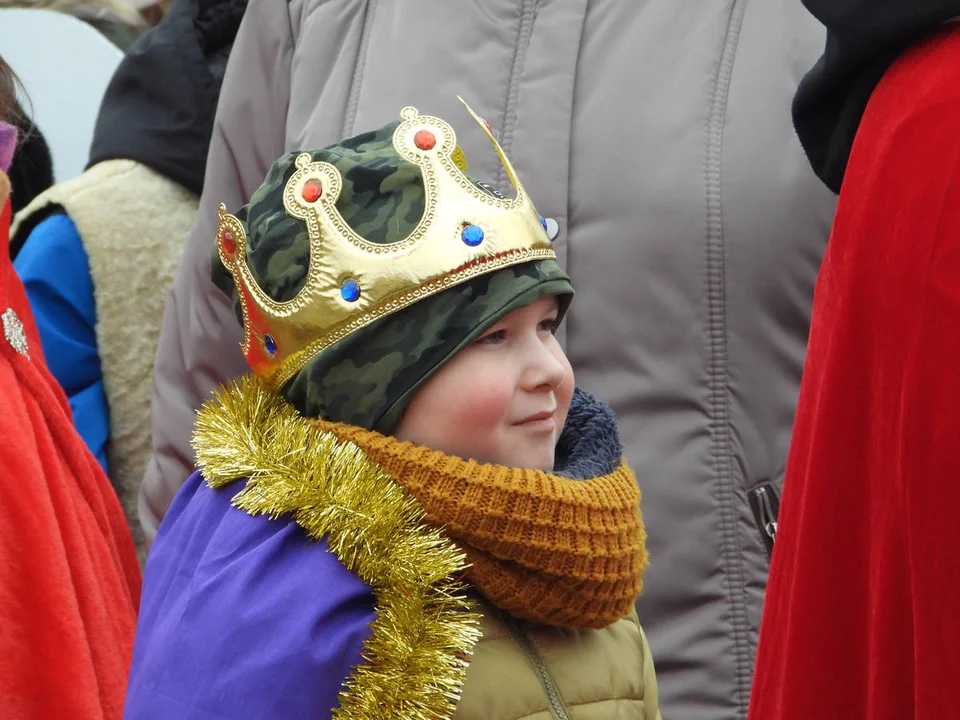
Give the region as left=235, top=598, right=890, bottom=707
left=217, top=99, right=557, bottom=390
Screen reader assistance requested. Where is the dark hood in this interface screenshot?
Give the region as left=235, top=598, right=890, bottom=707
left=87, top=0, right=247, bottom=195
left=554, top=387, right=623, bottom=480
left=794, top=2, right=960, bottom=194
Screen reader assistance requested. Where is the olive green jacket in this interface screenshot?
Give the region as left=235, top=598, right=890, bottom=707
left=459, top=598, right=660, bottom=720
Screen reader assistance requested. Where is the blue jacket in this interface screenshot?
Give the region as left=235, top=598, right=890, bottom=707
left=14, top=213, right=109, bottom=474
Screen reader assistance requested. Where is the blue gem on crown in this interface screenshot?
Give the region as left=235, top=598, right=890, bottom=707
left=264, top=334, right=277, bottom=355
left=461, top=224, right=484, bottom=247
left=340, top=278, right=361, bottom=302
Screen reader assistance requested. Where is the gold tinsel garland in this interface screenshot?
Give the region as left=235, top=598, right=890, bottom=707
left=192, top=375, right=482, bottom=719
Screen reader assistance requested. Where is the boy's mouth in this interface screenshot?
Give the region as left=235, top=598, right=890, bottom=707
left=513, top=409, right=557, bottom=428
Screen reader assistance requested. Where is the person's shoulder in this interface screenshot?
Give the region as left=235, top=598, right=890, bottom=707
left=150, top=471, right=372, bottom=597
left=847, top=24, right=960, bottom=193
left=14, top=210, right=87, bottom=279
left=872, top=24, right=960, bottom=128
left=13, top=211, right=94, bottom=319
left=19, top=211, right=81, bottom=256
left=128, top=471, right=376, bottom=717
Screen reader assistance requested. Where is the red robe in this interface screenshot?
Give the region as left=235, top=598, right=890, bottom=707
left=749, top=24, right=960, bottom=720
left=0, top=194, right=141, bottom=717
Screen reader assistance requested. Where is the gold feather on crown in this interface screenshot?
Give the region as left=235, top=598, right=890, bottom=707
left=216, top=98, right=557, bottom=391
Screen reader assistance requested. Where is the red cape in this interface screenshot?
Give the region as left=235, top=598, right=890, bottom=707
left=749, top=25, right=960, bottom=719
left=0, top=196, right=141, bottom=718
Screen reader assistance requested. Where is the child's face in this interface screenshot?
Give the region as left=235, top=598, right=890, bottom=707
left=394, top=296, right=574, bottom=470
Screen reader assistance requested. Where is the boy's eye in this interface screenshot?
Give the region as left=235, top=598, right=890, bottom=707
left=475, top=329, right=506, bottom=345
left=539, top=317, right=560, bottom=334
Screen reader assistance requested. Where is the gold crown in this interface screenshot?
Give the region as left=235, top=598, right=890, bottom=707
left=216, top=98, right=557, bottom=390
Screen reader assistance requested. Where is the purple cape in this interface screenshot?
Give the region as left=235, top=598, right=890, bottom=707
left=124, top=471, right=375, bottom=719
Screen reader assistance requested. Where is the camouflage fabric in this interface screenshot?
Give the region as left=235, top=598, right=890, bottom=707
left=213, top=120, right=573, bottom=432
left=244, top=122, right=424, bottom=303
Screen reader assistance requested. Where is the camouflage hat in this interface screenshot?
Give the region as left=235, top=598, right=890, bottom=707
left=213, top=120, right=573, bottom=432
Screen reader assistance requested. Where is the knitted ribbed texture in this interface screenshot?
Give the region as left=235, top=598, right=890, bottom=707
left=313, top=419, right=648, bottom=630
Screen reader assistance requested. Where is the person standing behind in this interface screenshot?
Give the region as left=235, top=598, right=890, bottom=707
left=749, top=3, right=960, bottom=719
left=0, top=56, right=140, bottom=720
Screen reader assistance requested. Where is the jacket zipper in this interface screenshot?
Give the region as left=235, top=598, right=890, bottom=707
left=501, top=613, right=571, bottom=720
left=748, top=483, right=780, bottom=559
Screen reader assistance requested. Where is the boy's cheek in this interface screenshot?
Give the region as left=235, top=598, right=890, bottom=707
left=456, top=379, right=513, bottom=426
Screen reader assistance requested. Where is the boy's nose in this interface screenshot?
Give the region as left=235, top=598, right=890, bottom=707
left=524, top=342, right=567, bottom=393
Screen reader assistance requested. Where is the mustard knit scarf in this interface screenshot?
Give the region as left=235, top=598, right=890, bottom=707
left=319, top=419, right=647, bottom=630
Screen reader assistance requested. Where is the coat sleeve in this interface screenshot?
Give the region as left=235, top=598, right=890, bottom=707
left=139, top=0, right=295, bottom=541
left=14, top=213, right=110, bottom=475
left=126, top=472, right=375, bottom=719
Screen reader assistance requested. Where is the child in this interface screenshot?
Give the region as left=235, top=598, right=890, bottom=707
left=125, top=102, right=659, bottom=719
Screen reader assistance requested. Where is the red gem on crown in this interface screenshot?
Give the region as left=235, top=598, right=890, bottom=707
left=221, top=230, right=235, bottom=254
left=414, top=129, right=436, bottom=151
left=302, top=180, right=322, bottom=203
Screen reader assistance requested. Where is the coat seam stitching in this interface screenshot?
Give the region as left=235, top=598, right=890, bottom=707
left=704, top=0, right=752, bottom=716
left=494, top=0, right=538, bottom=193
left=341, top=0, right=379, bottom=138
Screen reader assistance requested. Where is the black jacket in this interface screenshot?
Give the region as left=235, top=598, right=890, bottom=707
left=794, top=2, right=960, bottom=193
left=87, top=0, right=247, bottom=196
